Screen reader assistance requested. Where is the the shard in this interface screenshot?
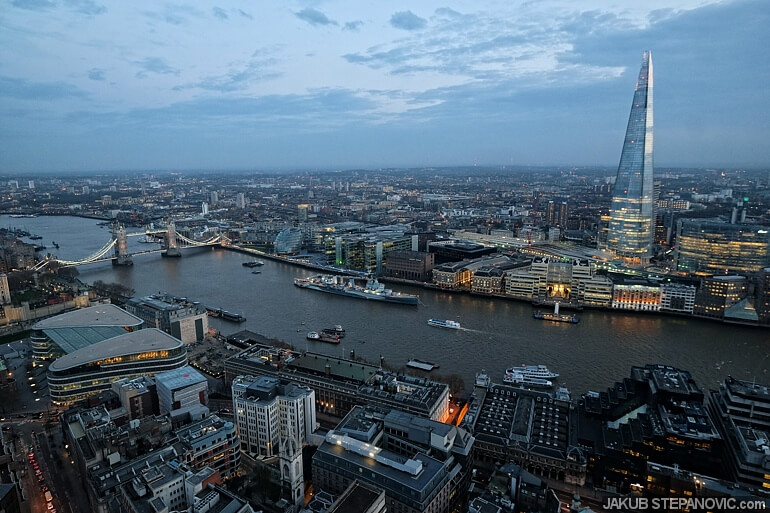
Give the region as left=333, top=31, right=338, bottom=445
left=607, top=51, right=654, bottom=266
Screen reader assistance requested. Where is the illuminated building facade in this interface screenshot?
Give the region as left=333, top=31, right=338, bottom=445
left=47, top=328, right=187, bottom=406
left=693, top=275, right=748, bottom=319
left=675, top=219, right=770, bottom=275
left=30, top=304, right=143, bottom=361
left=606, top=52, right=654, bottom=265
left=757, top=268, right=770, bottom=325
left=504, top=257, right=613, bottom=307
left=611, top=282, right=661, bottom=311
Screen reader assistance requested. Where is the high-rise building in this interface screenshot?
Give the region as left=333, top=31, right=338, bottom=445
left=606, top=51, right=654, bottom=266
left=231, top=375, right=316, bottom=457
left=675, top=218, right=770, bottom=275
left=546, top=200, right=568, bottom=228
left=235, top=192, right=246, bottom=209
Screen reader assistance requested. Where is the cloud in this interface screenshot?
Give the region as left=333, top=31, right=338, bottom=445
left=343, top=20, right=363, bottom=31
left=0, top=76, right=87, bottom=100
left=212, top=6, right=228, bottom=20
left=390, top=11, right=426, bottom=31
left=144, top=5, right=204, bottom=25
left=175, top=56, right=282, bottom=92
left=433, top=7, right=462, bottom=20
left=64, top=0, right=106, bottom=15
left=295, top=8, right=337, bottom=26
left=238, top=9, right=252, bottom=20
left=134, top=57, right=179, bottom=78
left=10, top=0, right=55, bottom=11
left=87, top=68, right=106, bottom=81
left=65, top=88, right=376, bottom=133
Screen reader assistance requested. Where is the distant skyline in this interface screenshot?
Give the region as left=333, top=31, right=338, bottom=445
left=1, top=0, right=768, bottom=173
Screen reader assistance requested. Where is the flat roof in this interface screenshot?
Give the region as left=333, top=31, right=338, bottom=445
left=328, top=481, right=383, bottom=513
left=290, top=353, right=378, bottom=383
left=50, top=329, right=184, bottom=372
left=33, top=304, right=143, bottom=330
left=155, top=365, right=207, bottom=391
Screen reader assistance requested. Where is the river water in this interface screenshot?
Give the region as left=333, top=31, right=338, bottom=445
left=5, top=215, right=768, bottom=395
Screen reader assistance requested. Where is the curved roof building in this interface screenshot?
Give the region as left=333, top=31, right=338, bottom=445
left=31, top=304, right=143, bottom=361
left=48, top=328, right=187, bottom=406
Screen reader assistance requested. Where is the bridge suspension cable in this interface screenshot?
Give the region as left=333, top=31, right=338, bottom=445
left=52, top=238, right=117, bottom=266
left=174, top=232, right=224, bottom=247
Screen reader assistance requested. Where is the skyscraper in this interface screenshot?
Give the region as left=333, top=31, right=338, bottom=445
left=606, top=51, right=654, bottom=265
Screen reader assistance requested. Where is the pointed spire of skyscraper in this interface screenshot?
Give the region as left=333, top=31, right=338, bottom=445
left=606, top=51, right=654, bottom=266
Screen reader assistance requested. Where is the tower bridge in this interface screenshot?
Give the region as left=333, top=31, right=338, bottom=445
left=32, top=224, right=229, bottom=269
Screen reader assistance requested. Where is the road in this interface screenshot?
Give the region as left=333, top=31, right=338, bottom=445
left=1, top=339, right=90, bottom=513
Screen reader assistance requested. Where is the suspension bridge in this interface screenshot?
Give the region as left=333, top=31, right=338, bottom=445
left=32, top=222, right=230, bottom=270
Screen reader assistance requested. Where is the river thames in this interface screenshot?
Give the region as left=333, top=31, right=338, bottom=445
left=5, top=215, right=767, bottom=396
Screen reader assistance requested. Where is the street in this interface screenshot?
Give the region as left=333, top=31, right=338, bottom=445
left=1, top=339, right=90, bottom=513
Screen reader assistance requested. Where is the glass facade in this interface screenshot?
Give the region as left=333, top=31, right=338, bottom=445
left=675, top=219, right=770, bottom=274
left=607, top=51, right=654, bottom=265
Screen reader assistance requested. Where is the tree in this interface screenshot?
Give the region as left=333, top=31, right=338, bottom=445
left=90, top=280, right=134, bottom=303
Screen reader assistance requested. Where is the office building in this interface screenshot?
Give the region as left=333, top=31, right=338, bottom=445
left=659, top=282, right=697, bottom=314
left=675, top=218, right=770, bottom=275
left=313, top=405, right=474, bottom=513
left=155, top=365, right=209, bottom=415
left=504, top=257, right=613, bottom=308
left=31, top=304, right=143, bottom=361
left=606, top=52, right=654, bottom=265
left=327, top=480, right=386, bottom=513
left=757, top=268, right=770, bottom=325
left=235, top=192, right=246, bottom=209
left=231, top=375, right=316, bottom=457
left=48, top=328, right=187, bottom=406
left=111, top=376, right=159, bottom=420
left=611, top=279, right=661, bottom=311
left=225, top=345, right=450, bottom=422
left=577, top=365, right=723, bottom=492
left=384, top=250, right=435, bottom=281
left=708, top=377, right=770, bottom=489
left=176, top=415, right=241, bottom=478
left=694, top=275, right=749, bottom=319
left=125, top=294, right=208, bottom=343
left=274, top=227, right=303, bottom=254
left=464, top=378, right=586, bottom=486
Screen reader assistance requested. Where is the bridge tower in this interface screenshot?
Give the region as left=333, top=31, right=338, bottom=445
left=112, top=225, right=133, bottom=266
left=163, top=221, right=181, bottom=258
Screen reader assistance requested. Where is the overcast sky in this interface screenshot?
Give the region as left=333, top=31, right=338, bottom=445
left=1, top=0, right=768, bottom=173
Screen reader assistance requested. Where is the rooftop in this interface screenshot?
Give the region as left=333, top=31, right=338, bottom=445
left=289, top=352, right=378, bottom=384
left=327, top=480, right=384, bottom=513
left=44, top=326, right=130, bottom=354
left=49, top=328, right=184, bottom=372
left=155, top=365, right=207, bottom=392
left=33, top=304, right=142, bottom=330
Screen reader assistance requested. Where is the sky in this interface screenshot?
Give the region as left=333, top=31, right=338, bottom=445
left=1, top=0, right=768, bottom=173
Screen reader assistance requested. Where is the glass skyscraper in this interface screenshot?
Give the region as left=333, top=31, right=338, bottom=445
left=607, top=51, right=654, bottom=265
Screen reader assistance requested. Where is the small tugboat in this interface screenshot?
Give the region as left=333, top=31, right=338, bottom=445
left=533, top=302, right=579, bottom=324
